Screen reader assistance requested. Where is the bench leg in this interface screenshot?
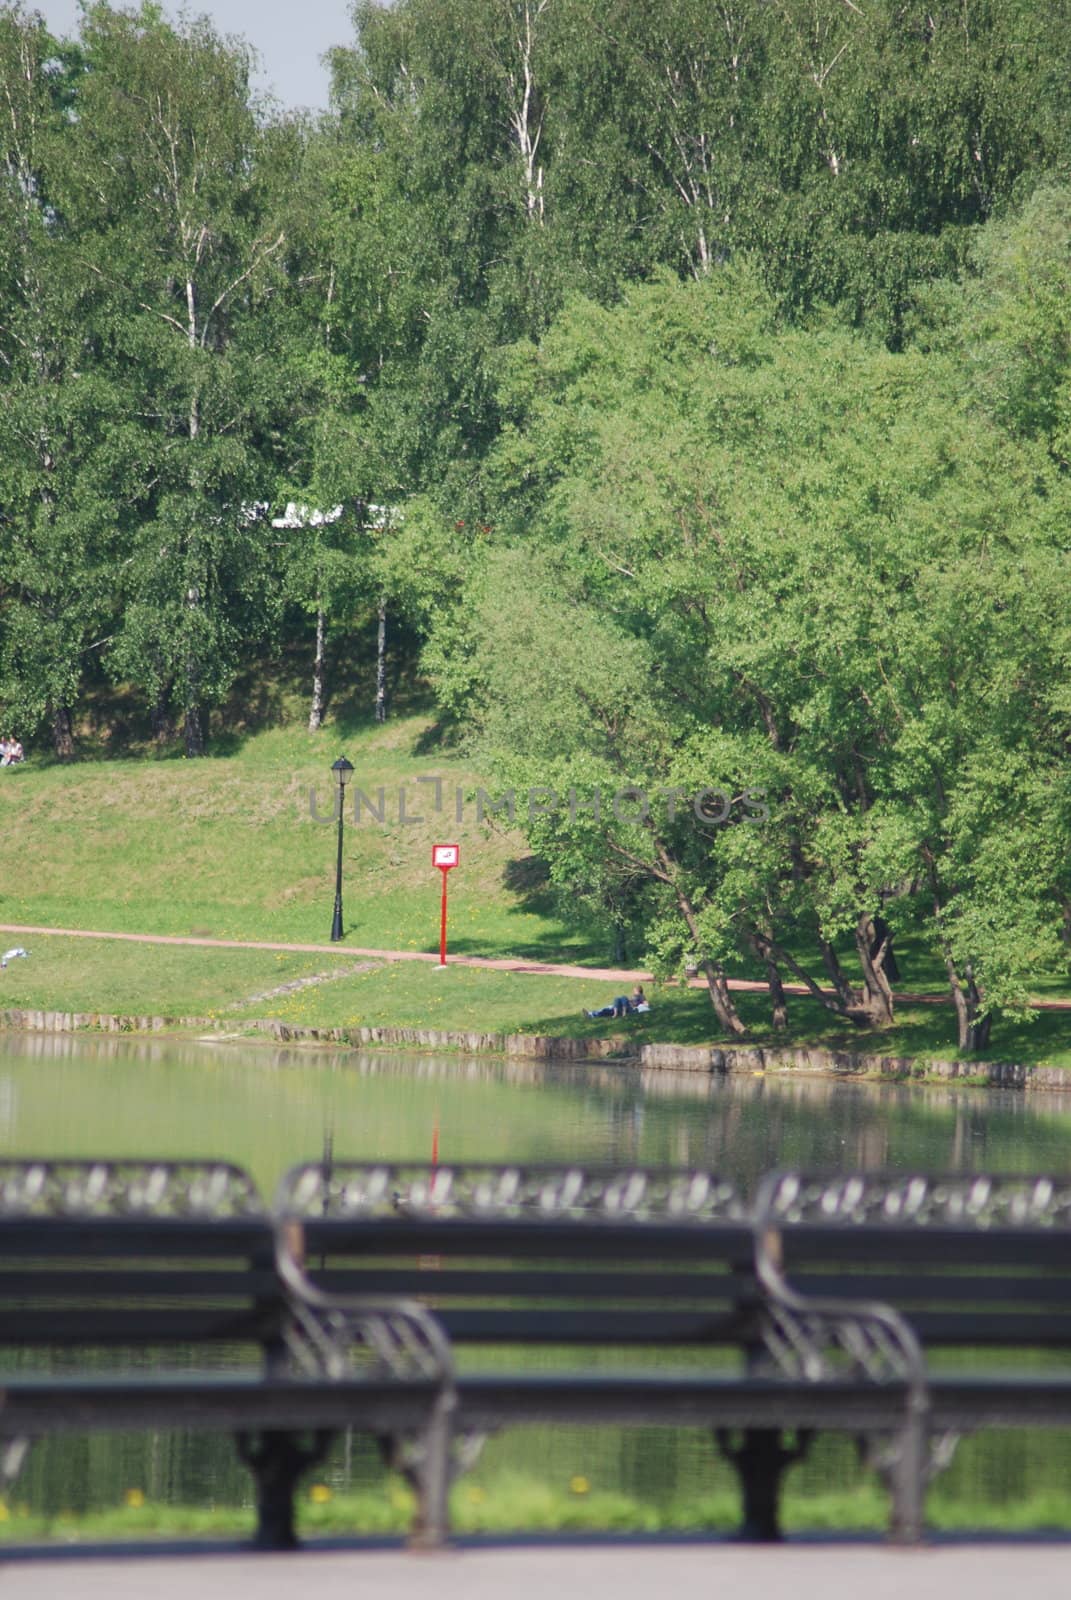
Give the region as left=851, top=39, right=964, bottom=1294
left=887, top=1408, right=926, bottom=1545
left=378, top=1391, right=457, bottom=1550
left=716, top=1427, right=812, bottom=1541
left=1, top=1436, right=31, bottom=1491
left=860, top=1401, right=929, bottom=1545
left=236, top=1428, right=333, bottom=1551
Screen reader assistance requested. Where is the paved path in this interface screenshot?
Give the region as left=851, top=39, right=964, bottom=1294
left=2, top=920, right=1069, bottom=1012
left=1, top=1538, right=1069, bottom=1600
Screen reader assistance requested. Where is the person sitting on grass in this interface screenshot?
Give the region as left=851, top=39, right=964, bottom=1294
left=1, top=737, right=23, bottom=767
left=585, top=985, right=649, bottom=1019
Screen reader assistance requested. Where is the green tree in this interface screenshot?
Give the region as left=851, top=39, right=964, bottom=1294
left=0, top=4, right=135, bottom=756
left=63, top=4, right=294, bottom=754
left=958, top=182, right=1071, bottom=462
left=448, top=266, right=1071, bottom=1046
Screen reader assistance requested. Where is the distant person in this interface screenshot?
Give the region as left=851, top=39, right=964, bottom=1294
left=1, top=737, right=23, bottom=766
left=585, top=985, right=649, bottom=1019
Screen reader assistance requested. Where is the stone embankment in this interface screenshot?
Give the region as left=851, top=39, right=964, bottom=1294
left=2, top=1007, right=1068, bottom=1089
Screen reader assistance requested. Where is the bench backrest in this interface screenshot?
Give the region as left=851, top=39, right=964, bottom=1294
left=756, top=1170, right=1071, bottom=1349
left=0, top=1159, right=280, bottom=1352
left=274, top=1161, right=756, bottom=1351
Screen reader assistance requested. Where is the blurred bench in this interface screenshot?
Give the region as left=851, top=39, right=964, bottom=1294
left=755, top=1168, right=1071, bottom=1536
left=9, top=1156, right=1021, bottom=1549
left=0, top=1158, right=454, bottom=1548
left=276, top=1160, right=925, bottom=1542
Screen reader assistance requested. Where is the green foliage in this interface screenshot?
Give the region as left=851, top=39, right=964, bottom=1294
left=960, top=183, right=1071, bottom=459
left=0, top=5, right=133, bottom=740
left=65, top=6, right=297, bottom=744
left=438, top=261, right=1071, bottom=1044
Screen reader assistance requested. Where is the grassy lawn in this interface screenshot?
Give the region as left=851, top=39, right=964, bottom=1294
left=227, top=958, right=1071, bottom=1067
left=3, top=932, right=1071, bottom=1067
left=0, top=716, right=596, bottom=960
left=2, top=1475, right=1070, bottom=1543
left=0, top=934, right=335, bottom=1019
left=1, top=714, right=1070, bottom=1065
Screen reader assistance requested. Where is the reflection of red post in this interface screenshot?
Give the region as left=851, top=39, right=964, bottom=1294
left=432, top=844, right=459, bottom=966
left=424, top=1113, right=442, bottom=1272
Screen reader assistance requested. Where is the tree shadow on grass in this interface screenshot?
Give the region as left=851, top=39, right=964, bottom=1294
left=415, top=930, right=608, bottom=964
left=502, top=855, right=552, bottom=895
left=412, top=717, right=464, bottom=756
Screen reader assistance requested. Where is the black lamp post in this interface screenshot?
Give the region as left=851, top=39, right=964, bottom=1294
left=330, top=756, right=353, bottom=941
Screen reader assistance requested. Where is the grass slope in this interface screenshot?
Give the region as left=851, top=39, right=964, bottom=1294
left=0, top=717, right=597, bottom=958
left=1, top=715, right=1069, bottom=1065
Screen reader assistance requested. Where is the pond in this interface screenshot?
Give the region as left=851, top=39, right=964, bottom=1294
left=3, top=1030, right=1071, bottom=1529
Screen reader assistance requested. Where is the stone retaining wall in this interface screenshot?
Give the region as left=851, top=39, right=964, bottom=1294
left=1, top=1008, right=1067, bottom=1089
left=638, top=1040, right=1070, bottom=1089
left=0, top=1009, right=190, bottom=1034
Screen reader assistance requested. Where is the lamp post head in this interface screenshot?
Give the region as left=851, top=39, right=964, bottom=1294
left=332, top=756, right=354, bottom=788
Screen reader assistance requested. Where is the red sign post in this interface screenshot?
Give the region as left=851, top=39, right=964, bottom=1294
left=432, top=844, right=460, bottom=966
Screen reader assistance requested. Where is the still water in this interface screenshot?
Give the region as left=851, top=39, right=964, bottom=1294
left=3, top=1031, right=1071, bottom=1524
left=4, top=1029, right=1071, bottom=1188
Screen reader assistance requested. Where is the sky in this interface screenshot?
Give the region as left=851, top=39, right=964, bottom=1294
left=35, top=0, right=357, bottom=112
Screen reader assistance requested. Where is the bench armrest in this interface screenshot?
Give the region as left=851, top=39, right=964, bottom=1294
left=751, top=1171, right=927, bottom=1394
left=274, top=1222, right=456, bottom=1386
left=753, top=1225, right=927, bottom=1392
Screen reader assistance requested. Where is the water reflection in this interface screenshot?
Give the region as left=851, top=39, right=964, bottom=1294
left=1, top=1030, right=1069, bottom=1199
left=3, top=1030, right=1071, bottom=1524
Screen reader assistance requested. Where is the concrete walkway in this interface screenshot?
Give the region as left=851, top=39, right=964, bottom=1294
left=2, top=1538, right=1070, bottom=1600
left=5, top=919, right=1060, bottom=1011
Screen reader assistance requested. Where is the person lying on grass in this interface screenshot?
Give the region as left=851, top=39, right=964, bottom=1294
left=585, top=985, right=649, bottom=1019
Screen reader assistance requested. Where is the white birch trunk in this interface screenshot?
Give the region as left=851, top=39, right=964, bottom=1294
left=309, top=603, right=326, bottom=732
left=506, top=0, right=549, bottom=224
left=375, top=596, right=388, bottom=723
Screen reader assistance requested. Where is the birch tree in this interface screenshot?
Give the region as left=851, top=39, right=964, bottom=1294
left=67, top=5, right=291, bottom=755
left=0, top=5, right=133, bottom=756
left=589, top=0, right=763, bottom=279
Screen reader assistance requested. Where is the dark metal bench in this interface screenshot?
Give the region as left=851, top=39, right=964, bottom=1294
left=755, top=1169, right=1071, bottom=1536
left=0, top=1158, right=454, bottom=1548
left=276, top=1160, right=926, bottom=1542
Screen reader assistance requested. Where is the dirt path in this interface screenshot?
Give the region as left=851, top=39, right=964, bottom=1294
left=2, top=920, right=1069, bottom=1012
